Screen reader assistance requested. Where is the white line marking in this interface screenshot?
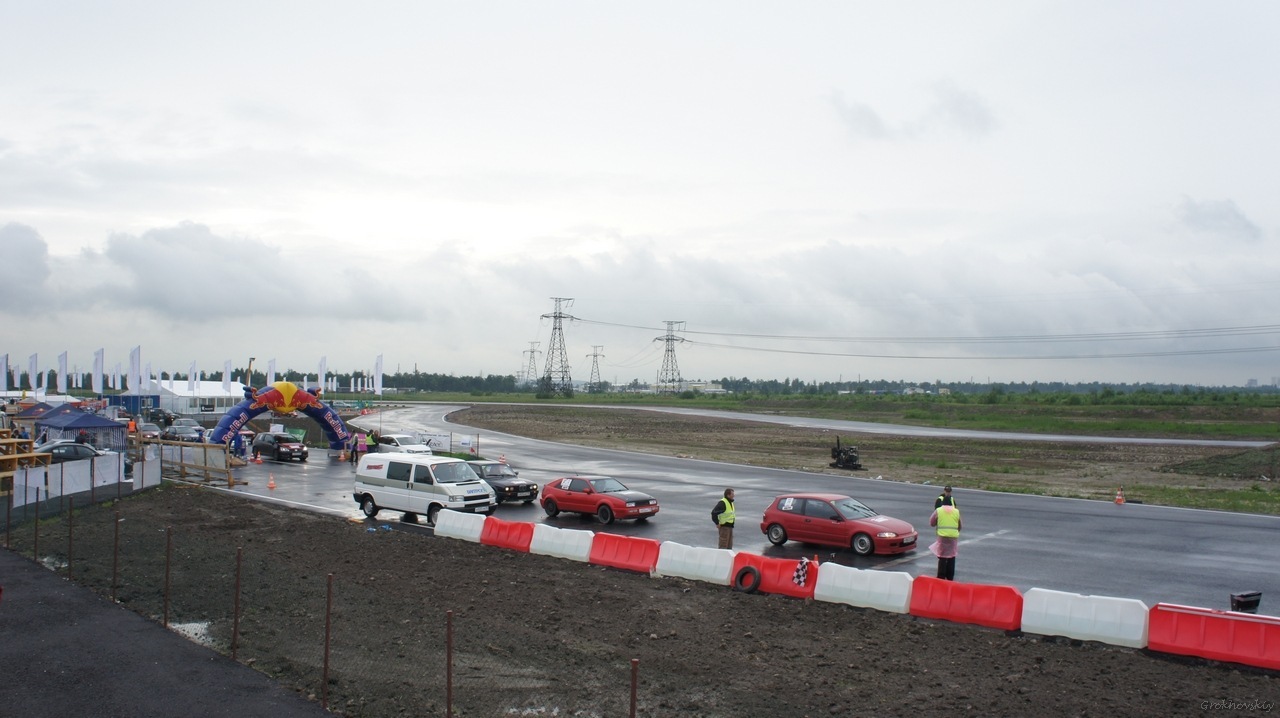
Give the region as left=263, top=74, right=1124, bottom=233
left=876, top=529, right=1012, bottom=569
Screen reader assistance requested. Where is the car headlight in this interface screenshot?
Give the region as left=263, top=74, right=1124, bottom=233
left=448, top=493, right=464, bottom=501
left=625, top=501, right=638, bottom=507
left=876, top=532, right=897, bottom=538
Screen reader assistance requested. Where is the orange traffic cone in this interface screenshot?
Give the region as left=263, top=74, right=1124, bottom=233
left=267, top=473, right=277, bottom=490
left=1114, top=486, right=1125, bottom=505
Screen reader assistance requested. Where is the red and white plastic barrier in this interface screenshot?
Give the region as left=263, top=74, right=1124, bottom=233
left=432, top=509, right=485, bottom=542
left=1021, top=588, right=1149, bottom=648
left=529, top=524, right=594, bottom=562
left=1148, top=603, right=1280, bottom=671
left=814, top=562, right=913, bottom=614
left=653, top=542, right=736, bottom=585
left=909, top=576, right=1023, bottom=631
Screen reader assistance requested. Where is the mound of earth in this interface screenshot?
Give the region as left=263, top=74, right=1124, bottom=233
left=9, top=485, right=1275, bottom=717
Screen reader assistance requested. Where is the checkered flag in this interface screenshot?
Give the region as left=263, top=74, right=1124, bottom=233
left=792, top=556, right=811, bottom=587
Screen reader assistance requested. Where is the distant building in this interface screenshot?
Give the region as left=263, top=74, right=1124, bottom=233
left=140, top=379, right=248, bottom=416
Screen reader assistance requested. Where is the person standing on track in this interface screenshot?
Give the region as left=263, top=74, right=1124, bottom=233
left=711, top=488, right=736, bottom=550
left=929, top=500, right=962, bottom=581
left=934, top=485, right=956, bottom=509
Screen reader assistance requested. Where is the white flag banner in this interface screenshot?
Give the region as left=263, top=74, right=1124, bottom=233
left=129, top=346, right=141, bottom=395
left=188, top=361, right=197, bottom=392
left=350, top=375, right=355, bottom=393
left=57, top=352, right=68, bottom=394
left=318, top=356, right=327, bottom=391
left=374, top=354, right=384, bottom=396
left=27, top=353, right=38, bottom=391
left=112, top=364, right=122, bottom=390
left=267, top=359, right=277, bottom=386
left=0, top=353, right=7, bottom=393
left=144, top=362, right=152, bottom=392
left=93, top=348, right=104, bottom=394
left=223, top=360, right=232, bottom=393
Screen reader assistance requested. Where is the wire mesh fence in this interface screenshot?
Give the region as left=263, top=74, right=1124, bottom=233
left=2, top=484, right=648, bottom=717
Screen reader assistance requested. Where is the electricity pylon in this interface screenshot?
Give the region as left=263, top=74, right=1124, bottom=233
left=523, top=342, right=540, bottom=388
left=540, top=297, right=575, bottom=397
left=587, top=346, right=604, bottom=393
left=655, top=321, right=685, bottom=393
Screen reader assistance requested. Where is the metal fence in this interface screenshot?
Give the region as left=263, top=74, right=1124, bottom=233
left=2, top=484, right=646, bottom=717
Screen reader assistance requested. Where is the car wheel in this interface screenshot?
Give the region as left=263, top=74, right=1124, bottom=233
left=543, top=499, right=559, bottom=518
left=852, top=533, right=874, bottom=556
left=361, top=496, right=378, bottom=519
left=427, top=505, right=441, bottom=526
left=595, top=504, right=614, bottom=525
left=766, top=524, right=788, bottom=546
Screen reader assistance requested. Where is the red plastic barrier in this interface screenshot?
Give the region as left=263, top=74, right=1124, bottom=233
left=479, top=517, right=534, bottom=552
left=908, top=576, right=1023, bottom=631
left=730, top=553, right=819, bottom=600
left=1148, top=603, right=1280, bottom=671
left=588, top=533, right=661, bottom=574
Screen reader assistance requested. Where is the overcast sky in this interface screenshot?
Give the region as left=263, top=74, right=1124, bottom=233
left=3, top=1, right=1279, bottom=388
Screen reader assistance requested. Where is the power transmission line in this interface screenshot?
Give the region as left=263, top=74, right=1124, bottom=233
left=540, top=298, right=575, bottom=396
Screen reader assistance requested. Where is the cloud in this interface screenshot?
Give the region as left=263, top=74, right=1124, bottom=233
left=0, top=223, right=51, bottom=307
left=1177, top=197, right=1261, bottom=242
left=830, top=81, right=996, bottom=141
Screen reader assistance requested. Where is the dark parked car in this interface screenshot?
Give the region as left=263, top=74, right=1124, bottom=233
left=252, top=432, right=309, bottom=462
left=136, top=422, right=162, bottom=440
left=34, top=440, right=133, bottom=476
left=467, top=460, right=538, bottom=504
left=162, top=425, right=204, bottom=442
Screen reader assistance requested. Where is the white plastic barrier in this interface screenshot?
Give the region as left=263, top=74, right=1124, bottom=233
left=432, top=509, right=486, bottom=542
left=529, top=523, right=594, bottom=562
left=813, top=562, right=914, bottom=614
left=653, top=541, right=736, bottom=585
left=1021, top=587, right=1149, bottom=648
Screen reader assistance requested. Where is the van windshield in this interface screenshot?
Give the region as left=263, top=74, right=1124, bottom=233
left=433, top=462, right=478, bottom=484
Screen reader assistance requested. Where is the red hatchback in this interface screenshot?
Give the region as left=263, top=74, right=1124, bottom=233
left=760, top=493, right=917, bottom=556
left=540, top=476, right=659, bottom=525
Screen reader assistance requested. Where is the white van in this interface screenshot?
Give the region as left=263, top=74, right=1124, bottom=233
left=353, top=453, right=496, bottom=525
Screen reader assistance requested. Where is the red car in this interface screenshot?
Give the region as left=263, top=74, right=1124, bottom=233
left=540, top=476, right=659, bottom=524
left=760, top=493, right=917, bottom=556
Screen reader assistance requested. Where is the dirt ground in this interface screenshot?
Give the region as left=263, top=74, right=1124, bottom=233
left=8, top=406, right=1278, bottom=717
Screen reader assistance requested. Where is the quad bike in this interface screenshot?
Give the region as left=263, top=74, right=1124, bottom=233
left=829, top=436, right=864, bottom=470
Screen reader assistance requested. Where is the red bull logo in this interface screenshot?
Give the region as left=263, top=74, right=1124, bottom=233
left=248, top=381, right=324, bottom=414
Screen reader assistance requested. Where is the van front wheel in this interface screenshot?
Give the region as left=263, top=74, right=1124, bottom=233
left=427, top=505, right=441, bottom=526
left=361, top=497, right=378, bottom=519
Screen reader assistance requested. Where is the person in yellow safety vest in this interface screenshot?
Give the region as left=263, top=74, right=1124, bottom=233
left=711, top=488, right=736, bottom=550
left=364, top=433, right=377, bottom=455
left=929, top=502, right=962, bottom=581
left=934, top=485, right=956, bottom=509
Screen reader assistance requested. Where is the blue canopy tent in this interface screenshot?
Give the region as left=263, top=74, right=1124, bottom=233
left=34, top=406, right=129, bottom=451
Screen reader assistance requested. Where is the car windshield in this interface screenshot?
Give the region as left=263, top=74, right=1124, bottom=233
left=588, top=477, right=628, bottom=493
left=478, top=464, right=517, bottom=479
left=433, top=462, right=479, bottom=484
left=833, top=498, right=877, bottom=520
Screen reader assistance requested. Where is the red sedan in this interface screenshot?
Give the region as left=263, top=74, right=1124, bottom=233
left=540, top=476, right=659, bottom=524
left=760, top=493, right=917, bottom=556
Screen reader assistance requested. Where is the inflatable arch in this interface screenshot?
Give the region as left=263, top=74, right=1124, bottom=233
left=209, top=382, right=352, bottom=450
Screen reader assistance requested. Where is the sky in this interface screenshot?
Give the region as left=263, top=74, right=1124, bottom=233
left=3, top=1, right=1279, bottom=389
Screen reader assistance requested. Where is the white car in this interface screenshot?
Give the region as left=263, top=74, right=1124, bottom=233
left=374, top=433, right=433, bottom=455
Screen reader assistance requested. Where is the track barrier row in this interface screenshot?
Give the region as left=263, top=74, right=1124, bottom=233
left=433, top=516, right=1280, bottom=672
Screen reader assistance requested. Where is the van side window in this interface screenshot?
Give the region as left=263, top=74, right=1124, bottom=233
left=386, top=461, right=411, bottom=482
left=413, top=465, right=433, bottom=484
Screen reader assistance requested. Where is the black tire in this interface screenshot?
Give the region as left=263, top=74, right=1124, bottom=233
left=766, top=524, right=788, bottom=546
left=361, top=496, right=378, bottom=519
left=733, top=566, right=762, bottom=593
left=427, top=504, right=441, bottom=526
left=852, top=533, right=875, bottom=556
left=543, top=499, right=559, bottom=518
left=596, top=504, right=615, bottom=525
